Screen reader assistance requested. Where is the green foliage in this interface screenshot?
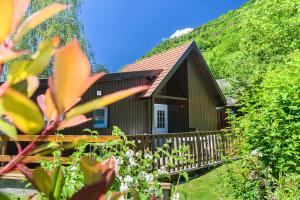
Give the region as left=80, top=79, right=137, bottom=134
left=225, top=156, right=300, bottom=200
left=143, top=0, right=300, bottom=97
left=40, top=127, right=192, bottom=200
left=144, top=1, right=300, bottom=197
left=226, top=52, right=300, bottom=199
left=232, top=53, right=300, bottom=176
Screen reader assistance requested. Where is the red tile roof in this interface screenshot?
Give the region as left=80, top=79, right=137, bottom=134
left=122, top=42, right=193, bottom=97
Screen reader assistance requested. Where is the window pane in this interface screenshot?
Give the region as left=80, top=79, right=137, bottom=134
left=94, top=107, right=108, bottom=128
left=157, top=110, right=165, bottom=128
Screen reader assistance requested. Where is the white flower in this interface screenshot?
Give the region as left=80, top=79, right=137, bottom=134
left=145, top=173, right=153, bottom=182
left=148, top=186, right=161, bottom=198
left=124, top=175, right=133, bottom=185
left=138, top=171, right=146, bottom=180
left=250, top=149, right=263, bottom=157
left=117, top=157, right=124, bottom=165
left=138, top=171, right=153, bottom=182
left=171, top=192, right=180, bottom=200
left=145, top=153, right=153, bottom=160
left=125, top=150, right=134, bottom=158
left=120, top=182, right=128, bottom=192
left=136, top=152, right=142, bottom=157
left=129, top=157, right=137, bottom=167
left=157, top=168, right=168, bottom=176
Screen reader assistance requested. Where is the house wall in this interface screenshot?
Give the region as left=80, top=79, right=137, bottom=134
left=155, top=61, right=189, bottom=133
left=154, top=98, right=189, bottom=133
left=187, top=55, right=218, bottom=131
left=32, top=78, right=151, bottom=135
left=159, top=62, right=188, bottom=98
left=70, top=77, right=151, bottom=135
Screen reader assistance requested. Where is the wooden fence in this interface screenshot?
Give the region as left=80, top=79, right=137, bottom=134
left=0, top=130, right=232, bottom=176
left=127, top=130, right=232, bottom=174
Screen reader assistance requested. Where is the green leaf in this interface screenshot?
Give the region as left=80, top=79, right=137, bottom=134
left=2, top=88, right=43, bottom=134
left=14, top=3, right=69, bottom=42
left=11, top=77, right=39, bottom=97
left=180, top=171, right=189, bottom=183
left=33, top=167, right=52, bottom=196
left=0, top=118, right=17, bottom=138
left=8, top=39, right=58, bottom=84
left=51, top=167, right=64, bottom=200
left=0, top=99, right=4, bottom=114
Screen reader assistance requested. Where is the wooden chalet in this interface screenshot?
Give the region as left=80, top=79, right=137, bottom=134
left=35, top=41, right=226, bottom=135
left=0, top=41, right=231, bottom=174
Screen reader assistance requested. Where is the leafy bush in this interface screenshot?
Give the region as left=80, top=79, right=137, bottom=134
left=231, top=52, right=300, bottom=176
left=224, top=155, right=299, bottom=200
left=226, top=52, right=300, bottom=199
left=39, top=127, right=193, bottom=200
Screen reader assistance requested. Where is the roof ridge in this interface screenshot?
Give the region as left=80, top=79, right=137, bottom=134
left=122, top=40, right=193, bottom=70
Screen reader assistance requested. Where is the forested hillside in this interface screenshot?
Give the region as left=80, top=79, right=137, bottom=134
left=144, top=0, right=300, bottom=198
left=144, top=0, right=299, bottom=97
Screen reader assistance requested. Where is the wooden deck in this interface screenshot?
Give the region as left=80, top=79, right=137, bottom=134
left=127, top=130, right=232, bottom=174
left=0, top=130, right=232, bottom=179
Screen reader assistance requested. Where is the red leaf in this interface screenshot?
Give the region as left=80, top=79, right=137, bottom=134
left=58, top=115, right=91, bottom=129
left=71, top=156, right=117, bottom=200
left=0, top=82, right=9, bottom=97
left=37, top=94, right=46, bottom=118
left=0, top=45, right=29, bottom=64
left=17, top=164, right=33, bottom=182
left=50, top=40, right=91, bottom=114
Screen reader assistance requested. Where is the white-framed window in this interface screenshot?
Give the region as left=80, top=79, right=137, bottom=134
left=93, top=107, right=108, bottom=128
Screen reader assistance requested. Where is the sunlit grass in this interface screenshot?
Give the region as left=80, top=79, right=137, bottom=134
left=177, top=161, right=239, bottom=200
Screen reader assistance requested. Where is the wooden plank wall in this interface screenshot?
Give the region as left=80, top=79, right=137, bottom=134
left=187, top=56, right=219, bottom=131
left=155, top=61, right=189, bottom=133
left=63, top=77, right=151, bottom=135
left=159, top=61, right=188, bottom=98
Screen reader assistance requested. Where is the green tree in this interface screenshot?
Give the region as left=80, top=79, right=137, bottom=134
left=16, top=0, right=107, bottom=77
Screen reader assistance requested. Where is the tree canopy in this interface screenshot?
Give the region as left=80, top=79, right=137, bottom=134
left=16, top=0, right=107, bottom=77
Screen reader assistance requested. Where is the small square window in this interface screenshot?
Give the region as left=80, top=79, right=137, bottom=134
left=94, top=107, right=108, bottom=128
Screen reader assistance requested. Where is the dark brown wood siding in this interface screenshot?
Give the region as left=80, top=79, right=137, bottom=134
left=154, top=62, right=189, bottom=133
left=31, top=78, right=151, bottom=135
left=66, top=77, right=151, bottom=135
left=154, top=99, right=189, bottom=133
left=187, top=55, right=218, bottom=131
left=159, top=62, right=188, bottom=98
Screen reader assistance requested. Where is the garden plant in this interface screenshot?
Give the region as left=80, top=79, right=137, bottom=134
left=0, top=1, right=149, bottom=199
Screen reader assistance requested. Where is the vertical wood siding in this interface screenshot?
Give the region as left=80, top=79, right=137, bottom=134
left=187, top=56, right=218, bottom=131
left=159, top=62, right=188, bottom=98
left=155, top=62, right=189, bottom=133
left=67, top=77, right=150, bottom=135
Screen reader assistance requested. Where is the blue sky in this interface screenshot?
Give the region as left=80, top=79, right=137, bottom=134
left=79, top=0, right=248, bottom=72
